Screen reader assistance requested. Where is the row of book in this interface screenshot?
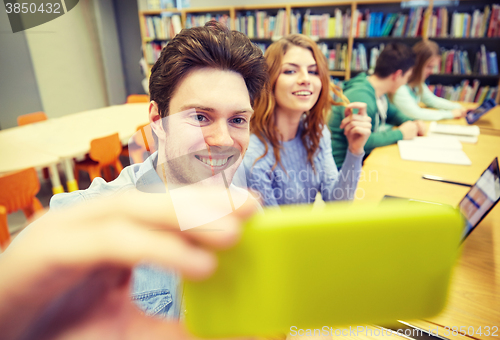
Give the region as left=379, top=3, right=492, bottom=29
left=428, top=80, right=498, bottom=103
left=318, top=43, right=348, bottom=71
left=145, top=41, right=168, bottom=65
left=139, top=0, right=188, bottom=10
left=425, top=7, right=448, bottom=38
left=142, top=14, right=182, bottom=40
left=290, top=9, right=351, bottom=38
left=346, top=42, right=499, bottom=76
left=434, top=46, right=498, bottom=75
left=348, top=43, right=384, bottom=72
left=185, top=13, right=230, bottom=29
left=235, top=10, right=287, bottom=39
left=447, top=5, right=500, bottom=38
left=142, top=4, right=500, bottom=40
left=352, top=8, right=424, bottom=38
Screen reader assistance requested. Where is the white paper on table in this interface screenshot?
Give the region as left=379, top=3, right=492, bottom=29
left=428, top=122, right=480, bottom=144
left=397, top=136, right=471, bottom=165
left=427, top=132, right=478, bottom=144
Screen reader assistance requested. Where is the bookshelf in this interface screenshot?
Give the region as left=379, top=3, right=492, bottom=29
left=137, top=0, right=500, bottom=103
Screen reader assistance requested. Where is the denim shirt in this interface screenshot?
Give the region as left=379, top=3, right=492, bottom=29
left=49, top=152, right=181, bottom=319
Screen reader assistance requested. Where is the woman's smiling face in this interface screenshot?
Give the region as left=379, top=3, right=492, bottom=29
left=273, top=46, right=322, bottom=116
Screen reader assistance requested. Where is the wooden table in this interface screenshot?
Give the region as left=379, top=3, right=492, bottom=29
left=290, top=104, right=500, bottom=340
left=353, top=133, right=500, bottom=340
left=0, top=103, right=149, bottom=193
left=0, top=131, right=63, bottom=192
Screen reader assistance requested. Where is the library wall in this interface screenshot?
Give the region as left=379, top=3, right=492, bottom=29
left=0, top=9, right=43, bottom=130
left=94, top=0, right=127, bottom=105
left=114, top=0, right=148, bottom=96
left=24, top=0, right=108, bottom=119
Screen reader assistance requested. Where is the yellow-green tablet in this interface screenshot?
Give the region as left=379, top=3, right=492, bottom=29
left=184, top=201, right=463, bottom=338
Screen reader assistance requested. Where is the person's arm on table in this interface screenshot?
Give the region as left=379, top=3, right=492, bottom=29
left=387, top=102, right=426, bottom=137
left=363, top=129, right=405, bottom=154
left=0, top=190, right=257, bottom=340
left=420, top=84, right=466, bottom=118
left=392, top=85, right=456, bottom=120
left=386, top=101, right=414, bottom=126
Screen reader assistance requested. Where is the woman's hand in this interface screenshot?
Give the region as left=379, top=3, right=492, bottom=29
left=0, top=189, right=257, bottom=340
left=340, top=102, right=372, bottom=156
left=452, top=107, right=467, bottom=119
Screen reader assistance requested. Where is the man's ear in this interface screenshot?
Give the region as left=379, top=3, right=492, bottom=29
left=392, top=69, right=403, bottom=81
left=149, top=101, right=165, bottom=140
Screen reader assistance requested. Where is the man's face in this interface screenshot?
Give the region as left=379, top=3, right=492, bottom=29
left=391, top=68, right=413, bottom=93
left=150, top=67, right=253, bottom=188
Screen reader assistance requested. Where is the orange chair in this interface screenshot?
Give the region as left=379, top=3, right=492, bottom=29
left=0, top=168, right=44, bottom=251
left=121, top=124, right=155, bottom=164
left=74, top=133, right=124, bottom=183
left=18, top=111, right=51, bottom=180
left=17, top=111, right=48, bottom=126
left=0, top=206, right=10, bottom=251
left=126, top=94, right=149, bottom=103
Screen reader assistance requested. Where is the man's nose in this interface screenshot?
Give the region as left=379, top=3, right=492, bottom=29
left=204, top=120, right=233, bottom=147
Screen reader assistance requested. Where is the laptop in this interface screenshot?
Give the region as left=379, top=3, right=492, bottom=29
left=384, top=157, right=500, bottom=241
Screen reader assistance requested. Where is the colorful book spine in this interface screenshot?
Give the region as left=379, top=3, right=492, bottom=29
left=431, top=81, right=497, bottom=104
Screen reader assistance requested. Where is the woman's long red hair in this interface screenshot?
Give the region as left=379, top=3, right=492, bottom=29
left=250, top=34, right=346, bottom=171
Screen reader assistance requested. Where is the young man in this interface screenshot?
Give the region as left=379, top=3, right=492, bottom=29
left=49, top=21, right=268, bottom=319
left=329, top=43, right=426, bottom=168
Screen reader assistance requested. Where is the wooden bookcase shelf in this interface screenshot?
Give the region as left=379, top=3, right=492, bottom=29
left=138, top=0, right=500, bottom=103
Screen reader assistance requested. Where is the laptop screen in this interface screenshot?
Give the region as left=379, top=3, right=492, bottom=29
left=459, top=157, right=500, bottom=238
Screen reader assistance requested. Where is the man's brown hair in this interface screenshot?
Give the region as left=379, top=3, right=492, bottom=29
left=374, top=42, right=416, bottom=78
left=149, top=21, right=268, bottom=118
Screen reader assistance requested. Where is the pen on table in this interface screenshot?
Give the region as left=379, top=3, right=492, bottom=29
left=422, top=175, right=472, bottom=187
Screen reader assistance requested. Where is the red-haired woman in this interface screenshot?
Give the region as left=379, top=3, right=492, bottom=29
left=244, top=34, right=372, bottom=206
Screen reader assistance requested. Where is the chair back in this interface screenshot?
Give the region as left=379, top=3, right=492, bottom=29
left=17, top=112, right=48, bottom=126
left=89, top=133, right=123, bottom=166
left=135, top=124, right=154, bottom=152
left=0, top=205, right=10, bottom=251
left=126, top=94, right=149, bottom=103
left=0, top=168, right=42, bottom=216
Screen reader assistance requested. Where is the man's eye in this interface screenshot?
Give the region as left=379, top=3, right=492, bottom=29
left=193, top=114, right=208, bottom=122
left=232, top=117, right=247, bottom=124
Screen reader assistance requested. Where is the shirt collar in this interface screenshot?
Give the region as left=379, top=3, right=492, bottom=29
left=135, top=151, right=165, bottom=193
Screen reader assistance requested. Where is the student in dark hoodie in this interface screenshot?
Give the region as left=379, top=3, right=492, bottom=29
left=329, top=43, right=426, bottom=168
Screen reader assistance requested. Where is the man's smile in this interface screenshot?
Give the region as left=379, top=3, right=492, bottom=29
left=195, top=154, right=233, bottom=167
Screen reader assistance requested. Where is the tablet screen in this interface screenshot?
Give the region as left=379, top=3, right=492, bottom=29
left=459, top=158, right=500, bottom=238
left=466, top=99, right=497, bottom=124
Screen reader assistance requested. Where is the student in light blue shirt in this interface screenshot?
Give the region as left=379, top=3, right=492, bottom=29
left=244, top=34, right=372, bottom=206
left=392, top=40, right=467, bottom=121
